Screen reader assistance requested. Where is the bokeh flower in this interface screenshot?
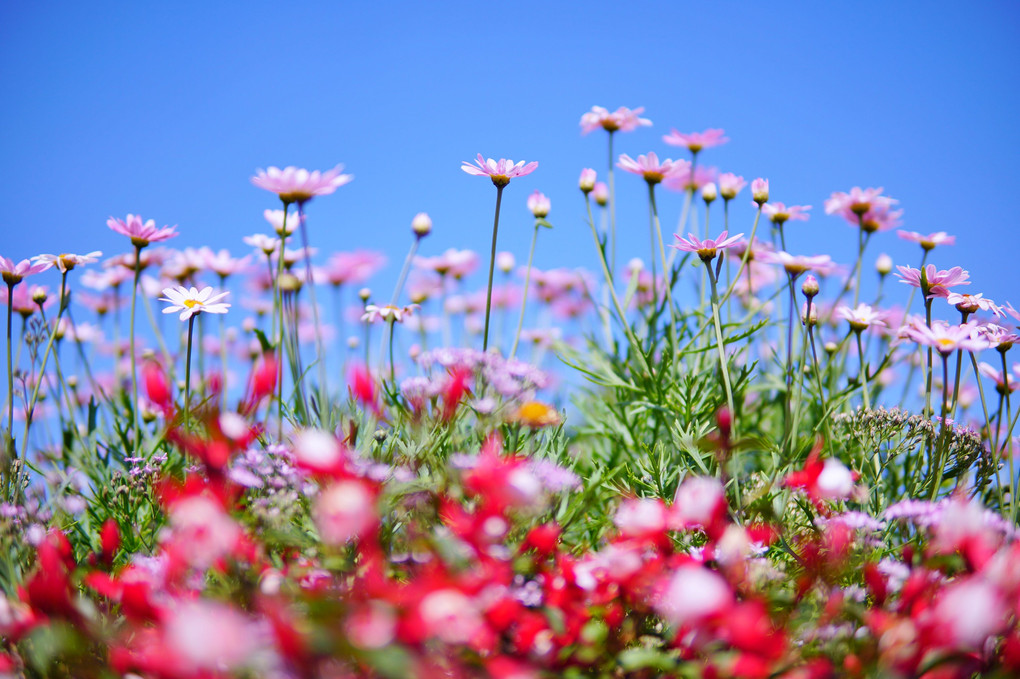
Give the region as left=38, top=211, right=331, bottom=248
left=661, top=128, right=729, bottom=153
left=579, top=105, right=651, bottom=134
left=251, top=165, right=353, bottom=204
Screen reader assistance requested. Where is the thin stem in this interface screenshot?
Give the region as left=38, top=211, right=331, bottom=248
left=389, top=239, right=419, bottom=308
left=129, top=247, right=142, bottom=453
left=607, top=131, right=616, bottom=274
left=6, top=282, right=14, bottom=445
left=388, top=320, right=396, bottom=384
left=297, top=203, right=327, bottom=424
left=184, top=314, right=195, bottom=430
left=510, top=223, right=539, bottom=359
left=923, top=298, right=934, bottom=420
left=930, top=355, right=950, bottom=500
left=855, top=330, right=871, bottom=409
left=20, top=271, right=69, bottom=459
left=481, top=185, right=505, bottom=352
left=721, top=208, right=762, bottom=305
left=649, top=184, right=679, bottom=360
left=707, top=263, right=737, bottom=435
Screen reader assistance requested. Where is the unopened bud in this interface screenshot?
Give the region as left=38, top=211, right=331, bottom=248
left=411, top=212, right=432, bottom=238
left=628, top=257, right=644, bottom=272
left=496, top=251, right=515, bottom=273
left=875, top=253, right=893, bottom=276
left=32, top=288, right=48, bottom=305
left=527, top=190, right=551, bottom=218
left=347, top=335, right=360, bottom=349
left=592, top=182, right=609, bottom=207
left=751, top=178, right=769, bottom=205
left=701, top=182, right=718, bottom=204
left=801, top=274, right=819, bottom=298
left=824, top=341, right=838, bottom=355
left=358, top=287, right=371, bottom=302
left=578, top=168, right=597, bottom=194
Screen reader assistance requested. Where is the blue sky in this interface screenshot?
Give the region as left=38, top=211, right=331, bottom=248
left=2, top=1, right=1019, bottom=310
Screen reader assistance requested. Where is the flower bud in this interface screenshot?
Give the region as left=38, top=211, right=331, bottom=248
left=701, top=182, right=718, bottom=204
left=627, top=257, right=644, bottom=272
left=801, top=274, right=819, bottom=298
left=578, top=168, right=597, bottom=194
left=875, top=253, right=893, bottom=276
left=592, top=182, right=609, bottom=207
left=751, top=178, right=769, bottom=205
left=32, top=288, right=48, bottom=305
left=411, top=212, right=432, bottom=238
left=358, top=287, right=371, bottom=302
left=496, top=251, right=515, bottom=273
left=527, top=190, right=551, bottom=218
left=824, top=341, right=838, bottom=355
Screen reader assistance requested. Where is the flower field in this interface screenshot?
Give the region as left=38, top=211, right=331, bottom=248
left=2, top=105, right=1019, bottom=678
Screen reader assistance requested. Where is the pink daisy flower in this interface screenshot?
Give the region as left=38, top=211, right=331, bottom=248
left=858, top=203, right=903, bottom=233
left=897, top=230, right=956, bottom=251
left=757, top=251, right=834, bottom=276
left=461, top=155, right=538, bottom=188
left=946, top=292, right=1004, bottom=317
left=33, top=251, right=103, bottom=274
left=251, top=165, right=353, bottom=205
left=670, top=230, right=744, bottom=261
left=579, top=106, right=651, bottom=135
left=159, top=285, right=230, bottom=321
left=663, top=163, right=718, bottom=192
left=616, top=152, right=681, bottom=185
left=1, top=256, right=50, bottom=285
left=837, top=303, right=888, bottom=332
left=904, top=319, right=989, bottom=356
left=578, top=168, right=597, bottom=193
left=751, top=178, right=769, bottom=205
left=322, top=251, right=387, bottom=286
left=761, top=202, right=812, bottom=225
left=662, top=128, right=729, bottom=153
left=895, top=264, right=970, bottom=299
left=979, top=323, right=1019, bottom=352
left=978, top=362, right=1018, bottom=394
left=592, top=181, right=609, bottom=206
left=824, top=187, right=893, bottom=218
left=717, top=173, right=747, bottom=200
left=526, top=190, right=551, bottom=218
left=361, top=303, right=419, bottom=324
left=107, top=214, right=179, bottom=248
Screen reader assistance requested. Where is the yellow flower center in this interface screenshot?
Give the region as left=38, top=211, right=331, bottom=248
left=183, top=299, right=203, bottom=309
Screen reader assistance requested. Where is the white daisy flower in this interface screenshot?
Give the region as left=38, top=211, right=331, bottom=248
left=159, top=285, right=230, bottom=321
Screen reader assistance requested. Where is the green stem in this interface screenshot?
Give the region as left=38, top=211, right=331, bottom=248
left=297, top=202, right=327, bottom=425
left=20, top=271, right=69, bottom=459
left=6, top=282, right=14, bottom=446
left=855, top=330, right=871, bottom=410
left=481, top=185, right=505, bottom=352
left=930, top=355, right=950, bottom=500
left=184, top=314, right=195, bottom=430
left=707, top=264, right=737, bottom=435
left=923, top=298, right=934, bottom=420
left=510, top=223, right=540, bottom=359
left=607, top=131, right=616, bottom=274
left=389, top=239, right=419, bottom=308
left=649, top=184, right=679, bottom=363
left=129, top=248, right=142, bottom=452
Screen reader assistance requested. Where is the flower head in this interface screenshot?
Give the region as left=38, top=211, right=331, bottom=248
left=107, top=214, right=178, bottom=248
left=824, top=187, right=895, bottom=220
left=578, top=168, right=597, bottom=194
left=895, top=264, right=970, bottom=299
left=663, top=162, right=717, bottom=192
left=762, top=202, right=811, bottom=225
left=361, top=304, right=419, bottom=324
left=837, top=303, right=888, bottom=332
left=0, top=256, right=50, bottom=286
left=751, top=178, right=769, bottom=205
left=904, top=319, right=989, bottom=356
left=579, top=105, right=651, bottom=135
left=616, top=152, right=681, bottom=185
left=897, top=230, right=956, bottom=251
left=461, top=155, right=538, bottom=188
left=526, top=190, right=551, bottom=218
left=159, top=285, right=230, bottom=321
left=946, top=292, right=1003, bottom=317
left=32, top=251, right=102, bottom=274
left=671, top=230, right=744, bottom=261
left=251, top=165, right=353, bottom=205
left=757, top=251, right=835, bottom=277
left=661, top=128, right=729, bottom=153
left=717, top=173, right=747, bottom=200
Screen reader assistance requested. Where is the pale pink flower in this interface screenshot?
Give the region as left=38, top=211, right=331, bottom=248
left=656, top=565, right=733, bottom=627
left=0, top=256, right=50, bottom=285
left=672, top=476, right=726, bottom=530
left=251, top=165, right=353, bottom=204
left=979, top=323, right=1019, bottom=351
left=815, top=458, right=857, bottom=500
left=578, top=168, right=597, bottom=193
left=670, top=230, right=744, bottom=261
left=614, top=497, right=669, bottom=538
left=292, top=428, right=344, bottom=473
left=757, top=251, right=834, bottom=276
left=592, top=181, right=609, bottom=206
left=461, top=155, right=538, bottom=187
left=904, top=319, right=989, bottom=356
left=526, top=190, right=551, bottom=218
left=717, top=173, right=747, bottom=200
left=33, top=251, right=102, bottom=274
left=761, top=202, right=811, bottom=225
left=978, top=362, right=1018, bottom=394
left=411, top=212, right=432, bottom=237
left=413, top=248, right=479, bottom=279
left=837, top=303, right=888, bottom=332
left=751, top=178, right=769, bottom=205
left=858, top=203, right=903, bottom=233
left=263, top=208, right=300, bottom=235
left=579, top=105, right=652, bottom=135
left=107, top=214, right=178, bottom=248
left=159, top=285, right=230, bottom=321
left=897, top=230, right=956, bottom=251
left=895, top=264, right=970, bottom=299
left=164, top=600, right=255, bottom=672
left=934, top=578, right=1007, bottom=649
left=202, top=248, right=250, bottom=278
left=314, top=479, right=376, bottom=545
left=616, top=152, right=682, bottom=185
left=662, top=128, right=729, bottom=153
left=663, top=163, right=718, bottom=192
left=243, top=233, right=280, bottom=257
left=824, top=187, right=896, bottom=222
left=322, top=250, right=386, bottom=286
left=361, top=303, right=419, bottom=324
left=418, top=589, right=484, bottom=645
left=166, top=495, right=241, bottom=569
left=946, top=292, right=1003, bottom=317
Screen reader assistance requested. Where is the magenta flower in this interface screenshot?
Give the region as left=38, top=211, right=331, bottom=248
left=107, top=214, right=179, bottom=248
left=526, top=190, right=551, bottom=218
left=579, top=106, right=652, bottom=135
left=670, top=230, right=744, bottom=261
left=33, top=251, right=102, bottom=274
left=251, top=165, right=353, bottom=205
left=1, top=256, right=50, bottom=285
left=895, top=264, right=970, bottom=299
left=837, top=303, right=888, bottom=332
left=616, top=152, right=681, bottom=185
left=461, top=155, right=538, bottom=188
left=897, top=230, right=956, bottom=251
left=717, top=173, right=747, bottom=200
left=662, top=128, right=729, bottom=153
left=761, top=202, right=812, bottom=225
left=904, top=319, right=989, bottom=356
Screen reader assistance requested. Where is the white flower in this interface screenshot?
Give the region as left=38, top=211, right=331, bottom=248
left=159, top=285, right=230, bottom=321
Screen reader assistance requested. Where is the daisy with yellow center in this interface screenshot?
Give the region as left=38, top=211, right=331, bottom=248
left=159, top=285, right=231, bottom=321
